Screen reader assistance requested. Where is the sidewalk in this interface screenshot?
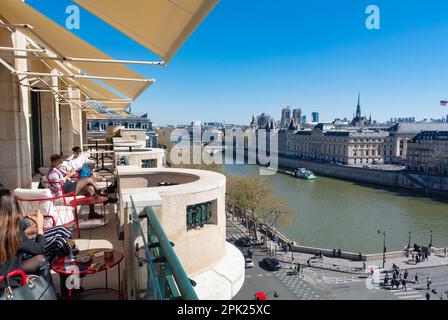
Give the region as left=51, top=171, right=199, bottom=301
left=227, top=217, right=448, bottom=275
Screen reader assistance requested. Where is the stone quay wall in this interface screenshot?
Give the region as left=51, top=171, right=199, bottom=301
left=257, top=221, right=446, bottom=262
left=277, top=156, right=448, bottom=197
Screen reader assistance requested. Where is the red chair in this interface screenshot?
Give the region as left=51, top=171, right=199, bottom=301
left=15, top=189, right=80, bottom=238
left=0, top=270, right=27, bottom=296
left=0, top=270, right=27, bottom=286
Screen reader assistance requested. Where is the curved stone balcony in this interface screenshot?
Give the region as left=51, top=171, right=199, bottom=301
left=119, top=167, right=244, bottom=299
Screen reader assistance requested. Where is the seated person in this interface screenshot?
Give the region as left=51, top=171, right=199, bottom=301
left=0, top=189, right=70, bottom=294
left=67, top=146, right=94, bottom=178
left=47, top=154, right=104, bottom=220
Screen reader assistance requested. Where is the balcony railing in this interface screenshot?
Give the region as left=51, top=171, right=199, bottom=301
left=186, top=202, right=213, bottom=230
left=130, top=196, right=198, bottom=300
left=142, top=159, right=157, bottom=168
left=118, top=156, right=130, bottom=166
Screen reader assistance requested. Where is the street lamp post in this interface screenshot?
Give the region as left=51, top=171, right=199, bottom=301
left=290, top=241, right=295, bottom=263
left=408, top=232, right=412, bottom=250
left=378, top=230, right=386, bottom=269
left=429, top=230, right=433, bottom=248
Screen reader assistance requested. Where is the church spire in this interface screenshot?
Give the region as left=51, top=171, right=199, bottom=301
left=356, top=92, right=361, bottom=118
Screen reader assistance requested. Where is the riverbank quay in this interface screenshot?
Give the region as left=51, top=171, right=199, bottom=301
left=275, top=156, right=448, bottom=197
left=227, top=215, right=448, bottom=275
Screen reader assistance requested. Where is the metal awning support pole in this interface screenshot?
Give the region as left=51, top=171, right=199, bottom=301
left=0, top=46, right=46, bottom=53
left=0, top=57, right=17, bottom=74
left=17, top=70, right=155, bottom=83
left=65, top=56, right=165, bottom=66
left=34, top=77, right=88, bottom=111
left=0, top=53, right=165, bottom=66
left=0, top=23, right=33, bottom=30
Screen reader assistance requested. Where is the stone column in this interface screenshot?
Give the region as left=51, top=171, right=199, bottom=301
left=82, top=110, right=88, bottom=149
left=0, top=30, right=32, bottom=189
left=69, top=88, right=83, bottom=149
left=60, top=102, right=74, bottom=157
left=39, top=71, right=61, bottom=167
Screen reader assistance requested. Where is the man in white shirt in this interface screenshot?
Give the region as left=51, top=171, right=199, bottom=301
left=67, top=146, right=94, bottom=177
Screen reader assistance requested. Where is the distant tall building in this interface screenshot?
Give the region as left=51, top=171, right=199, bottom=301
left=312, top=112, right=320, bottom=123
left=301, top=115, right=307, bottom=124
left=293, top=108, right=302, bottom=126
left=281, top=106, right=291, bottom=127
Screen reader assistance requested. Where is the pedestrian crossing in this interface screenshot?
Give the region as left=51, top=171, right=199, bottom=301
left=390, top=287, right=425, bottom=300
left=226, top=227, right=247, bottom=243
left=298, top=268, right=364, bottom=285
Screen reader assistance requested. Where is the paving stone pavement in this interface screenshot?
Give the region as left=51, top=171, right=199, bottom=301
left=273, top=269, right=322, bottom=300
left=226, top=225, right=322, bottom=300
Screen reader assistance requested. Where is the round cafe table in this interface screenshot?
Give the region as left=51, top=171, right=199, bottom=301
left=52, top=248, right=123, bottom=299
left=70, top=195, right=109, bottom=237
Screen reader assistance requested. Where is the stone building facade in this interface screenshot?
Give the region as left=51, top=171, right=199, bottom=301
left=279, top=125, right=390, bottom=165
left=406, top=131, right=448, bottom=176
left=387, top=122, right=448, bottom=164
left=88, top=114, right=153, bottom=133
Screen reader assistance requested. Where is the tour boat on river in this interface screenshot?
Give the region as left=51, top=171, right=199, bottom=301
left=294, top=168, right=316, bottom=180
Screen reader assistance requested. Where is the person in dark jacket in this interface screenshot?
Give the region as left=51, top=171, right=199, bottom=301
left=0, top=189, right=53, bottom=291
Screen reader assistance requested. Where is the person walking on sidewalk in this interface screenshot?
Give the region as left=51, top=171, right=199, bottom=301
left=404, top=270, right=408, bottom=281
left=402, top=278, right=407, bottom=291
left=384, top=272, right=390, bottom=287
left=414, top=273, right=419, bottom=284
left=444, top=247, right=447, bottom=257
left=426, top=291, right=431, bottom=301
left=426, top=277, right=432, bottom=290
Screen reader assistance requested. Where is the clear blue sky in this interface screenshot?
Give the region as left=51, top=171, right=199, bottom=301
left=28, top=0, right=448, bottom=125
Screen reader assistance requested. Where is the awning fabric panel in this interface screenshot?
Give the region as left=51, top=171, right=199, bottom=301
left=0, top=0, right=150, bottom=99
left=74, top=0, right=219, bottom=62
left=30, top=49, right=131, bottom=111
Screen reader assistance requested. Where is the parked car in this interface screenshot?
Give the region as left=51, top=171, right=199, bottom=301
left=261, top=257, right=281, bottom=271
left=235, top=236, right=252, bottom=247
left=362, top=165, right=370, bottom=169
left=245, top=257, right=254, bottom=269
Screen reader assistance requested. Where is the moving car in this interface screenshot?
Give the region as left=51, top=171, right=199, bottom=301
left=261, top=257, right=281, bottom=271
left=235, top=236, right=252, bottom=247
left=245, top=257, right=254, bottom=269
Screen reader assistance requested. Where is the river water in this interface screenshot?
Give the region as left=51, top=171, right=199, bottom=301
left=223, top=164, right=448, bottom=254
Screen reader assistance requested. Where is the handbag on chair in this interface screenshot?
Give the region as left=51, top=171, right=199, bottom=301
left=0, top=271, right=57, bottom=300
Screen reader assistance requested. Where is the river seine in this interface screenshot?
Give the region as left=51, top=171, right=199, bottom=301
left=223, top=164, right=448, bottom=254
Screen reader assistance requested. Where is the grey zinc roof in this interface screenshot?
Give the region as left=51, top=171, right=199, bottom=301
left=389, top=122, right=448, bottom=133
left=410, top=131, right=448, bottom=143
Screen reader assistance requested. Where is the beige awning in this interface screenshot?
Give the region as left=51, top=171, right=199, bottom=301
left=74, top=0, right=219, bottom=62
left=0, top=0, right=152, bottom=100
left=29, top=47, right=131, bottom=111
